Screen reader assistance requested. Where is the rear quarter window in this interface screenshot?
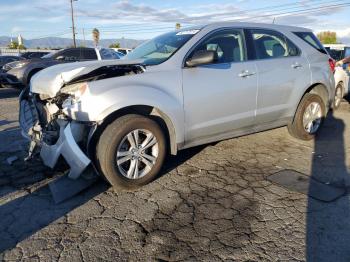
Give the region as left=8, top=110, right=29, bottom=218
left=293, top=32, right=327, bottom=54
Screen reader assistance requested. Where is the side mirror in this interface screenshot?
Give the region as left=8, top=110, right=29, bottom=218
left=186, top=50, right=216, bottom=67
left=56, top=56, right=65, bottom=61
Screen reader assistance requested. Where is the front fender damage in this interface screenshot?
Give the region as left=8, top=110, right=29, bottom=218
left=19, top=89, right=94, bottom=180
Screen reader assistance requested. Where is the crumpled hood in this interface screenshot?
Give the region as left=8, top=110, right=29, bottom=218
left=30, top=59, right=144, bottom=98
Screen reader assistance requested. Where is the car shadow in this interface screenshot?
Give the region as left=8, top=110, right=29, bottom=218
left=306, top=111, right=350, bottom=261
left=0, top=180, right=109, bottom=253
left=0, top=141, right=209, bottom=253
left=160, top=144, right=209, bottom=177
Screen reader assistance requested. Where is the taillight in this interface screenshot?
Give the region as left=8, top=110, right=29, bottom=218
left=328, top=58, right=335, bottom=73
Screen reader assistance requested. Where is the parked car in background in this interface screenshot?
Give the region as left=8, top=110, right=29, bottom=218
left=0, top=56, right=24, bottom=71
left=111, top=47, right=132, bottom=55
left=0, top=56, right=25, bottom=87
left=115, top=51, right=126, bottom=57
left=20, top=51, right=50, bottom=59
left=325, top=44, right=350, bottom=108
left=20, top=22, right=334, bottom=189
left=2, top=47, right=119, bottom=88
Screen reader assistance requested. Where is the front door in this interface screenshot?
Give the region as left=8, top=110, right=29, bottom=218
left=182, top=29, right=258, bottom=146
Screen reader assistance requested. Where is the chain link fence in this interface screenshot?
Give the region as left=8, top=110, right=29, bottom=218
left=0, top=48, right=54, bottom=56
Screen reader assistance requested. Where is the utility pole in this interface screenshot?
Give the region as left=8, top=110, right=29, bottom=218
left=82, top=28, right=86, bottom=47
left=70, top=0, right=77, bottom=47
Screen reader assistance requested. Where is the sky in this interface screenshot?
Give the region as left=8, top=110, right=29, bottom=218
left=1, top=0, right=350, bottom=43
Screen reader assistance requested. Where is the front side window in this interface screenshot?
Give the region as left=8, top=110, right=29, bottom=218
left=189, top=29, right=246, bottom=64
left=250, top=29, right=299, bottom=59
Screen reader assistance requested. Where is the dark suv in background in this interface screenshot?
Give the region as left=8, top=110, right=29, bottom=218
left=20, top=51, right=50, bottom=59
left=0, top=47, right=120, bottom=88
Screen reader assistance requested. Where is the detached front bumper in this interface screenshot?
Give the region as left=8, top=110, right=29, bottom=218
left=40, top=122, right=91, bottom=179
left=19, top=91, right=92, bottom=179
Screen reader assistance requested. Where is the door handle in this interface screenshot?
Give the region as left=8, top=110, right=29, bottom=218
left=239, top=70, right=256, bottom=78
left=291, top=63, right=302, bottom=69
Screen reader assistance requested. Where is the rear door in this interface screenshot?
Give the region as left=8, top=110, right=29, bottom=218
left=247, top=29, right=311, bottom=125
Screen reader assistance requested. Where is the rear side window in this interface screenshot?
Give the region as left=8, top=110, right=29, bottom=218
left=293, top=32, right=327, bottom=54
left=249, top=29, right=300, bottom=60
left=81, top=49, right=98, bottom=60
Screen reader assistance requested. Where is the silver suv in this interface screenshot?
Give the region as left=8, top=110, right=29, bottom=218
left=20, top=22, right=335, bottom=189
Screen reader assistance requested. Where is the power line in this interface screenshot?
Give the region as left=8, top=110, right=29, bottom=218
left=237, top=2, right=350, bottom=22
left=94, top=2, right=350, bottom=35
left=76, top=0, right=345, bottom=30
left=14, top=0, right=350, bottom=40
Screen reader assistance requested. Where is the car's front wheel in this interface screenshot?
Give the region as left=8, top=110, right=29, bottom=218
left=96, top=114, right=167, bottom=189
left=288, top=93, right=326, bottom=140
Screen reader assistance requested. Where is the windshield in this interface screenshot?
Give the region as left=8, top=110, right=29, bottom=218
left=125, top=29, right=200, bottom=65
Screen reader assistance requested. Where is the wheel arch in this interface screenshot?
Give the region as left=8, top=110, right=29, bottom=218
left=307, top=83, right=330, bottom=109
left=289, top=83, right=330, bottom=126
left=87, top=105, right=178, bottom=163
left=293, top=83, right=330, bottom=118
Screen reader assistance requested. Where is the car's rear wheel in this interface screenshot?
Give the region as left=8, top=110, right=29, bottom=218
left=288, top=93, right=325, bottom=140
left=333, top=83, right=343, bottom=110
left=96, top=114, right=166, bottom=189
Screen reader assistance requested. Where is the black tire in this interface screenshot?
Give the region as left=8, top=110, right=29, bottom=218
left=96, top=114, right=167, bottom=189
left=288, top=93, right=326, bottom=141
left=333, top=83, right=343, bottom=110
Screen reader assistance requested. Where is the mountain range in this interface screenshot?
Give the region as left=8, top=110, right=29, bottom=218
left=0, top=36, right=145, bottom=49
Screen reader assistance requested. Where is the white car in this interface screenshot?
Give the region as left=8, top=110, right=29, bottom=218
left=111, top=48, right=132, bottom=55
left=20, top=22, right=335, bottom=189
left=325, top=44, right=350, bottom=108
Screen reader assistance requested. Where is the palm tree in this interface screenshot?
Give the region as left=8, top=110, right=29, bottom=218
left=92, top=28, right=100, bottom=47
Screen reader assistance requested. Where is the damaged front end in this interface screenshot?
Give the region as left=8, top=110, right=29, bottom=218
left=19, top=63, right=145, bottom=180
left=19, top=87, right=92, bottom=179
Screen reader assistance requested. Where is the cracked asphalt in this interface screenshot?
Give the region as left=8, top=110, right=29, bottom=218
left=1, top=87, right=350, bottom=261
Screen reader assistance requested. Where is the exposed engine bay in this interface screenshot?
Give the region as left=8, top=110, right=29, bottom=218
left=19, top=63, right=145, bottom=179
left=67, top=64, right=145, bottom=85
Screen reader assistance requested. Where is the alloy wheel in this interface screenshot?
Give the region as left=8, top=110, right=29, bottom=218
left=302, top=102, right=322, bottom=134
left=116, top=129, right=159, bottom=179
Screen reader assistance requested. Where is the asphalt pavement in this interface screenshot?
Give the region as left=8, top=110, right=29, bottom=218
left=1, top=87, right=350, bottom=261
